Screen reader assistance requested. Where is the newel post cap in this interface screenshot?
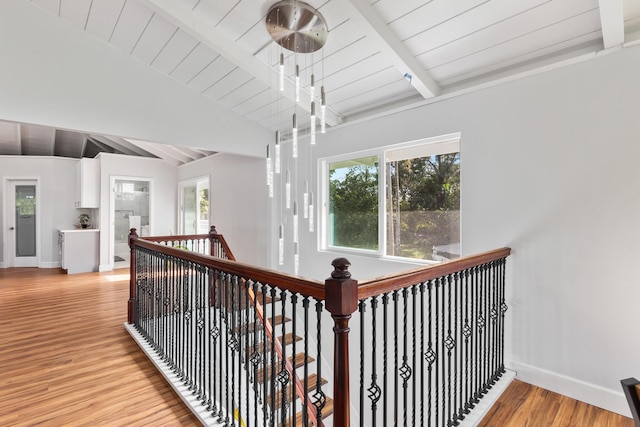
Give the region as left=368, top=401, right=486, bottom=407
left=128, top=228, right=138, bottom=249
left=325, top=257, right=358, bottom=316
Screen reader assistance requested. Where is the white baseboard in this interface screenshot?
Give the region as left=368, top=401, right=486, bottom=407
left=99, top=264, right=113, bottom=272
left=38, top=261, right=60, bottom=268
left=124, top=323, right=224, bottom=426
left=459, top=369, right=517, bottom=426
left=506, top=358, right=632, bottom=418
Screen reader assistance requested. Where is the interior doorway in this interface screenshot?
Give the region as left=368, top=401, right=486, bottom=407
left=3, top=179, right=40, bottom=267
left=178, top=177, right=209, bottom=235
left=110, top=177, right=151, bottom=269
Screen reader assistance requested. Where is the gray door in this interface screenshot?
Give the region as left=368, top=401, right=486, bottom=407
left=15, top=185, right=36, bottom=257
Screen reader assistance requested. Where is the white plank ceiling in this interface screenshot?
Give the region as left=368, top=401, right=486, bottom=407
left=3, top=0, right=640, bottom=162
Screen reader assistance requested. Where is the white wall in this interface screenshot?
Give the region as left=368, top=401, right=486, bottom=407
left=274, top=45, right=640, bottom=416
left=178, top=154, right=268, bottom=267
left=0, top=156, right=78, bottom=267
left=97, top=154, right=177, bottom=270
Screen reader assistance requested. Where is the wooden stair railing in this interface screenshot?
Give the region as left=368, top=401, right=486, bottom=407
left=128, top=227, right=511, bottom=427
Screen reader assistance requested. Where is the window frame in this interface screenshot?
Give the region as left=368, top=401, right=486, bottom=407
left=319, top=133, right=461, bottom=262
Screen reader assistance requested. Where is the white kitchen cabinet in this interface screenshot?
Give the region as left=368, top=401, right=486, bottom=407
left=75, top=158, right=99, bottom=208
left=59, top=229, right=100, bottom=274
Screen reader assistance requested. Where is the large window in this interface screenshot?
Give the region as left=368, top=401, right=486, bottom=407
left=322, top=135, right=460, bottom=261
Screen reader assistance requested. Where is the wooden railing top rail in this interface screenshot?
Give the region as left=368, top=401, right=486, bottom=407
left=132, top=237, right=326, bottom=300
left=140, top=226, right=236, bottom=261
left=357, top=247, right=511, bottom=300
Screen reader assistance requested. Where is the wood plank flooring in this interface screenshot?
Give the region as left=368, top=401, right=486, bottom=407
left=478, top=380, right=634, bottom=427
left=0, top=267, right=200, bottom=427
left=0, top=268, right=634, bottom=426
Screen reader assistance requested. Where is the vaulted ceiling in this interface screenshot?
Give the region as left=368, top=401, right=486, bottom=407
left=2, top=0, right=639, bottom=162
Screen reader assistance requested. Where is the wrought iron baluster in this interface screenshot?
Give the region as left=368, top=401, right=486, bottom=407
left=400, top=287, right=411, bottom=427
left=411, top=285, right=417, bottom=427
left=382, top=293, right=389, bottom=427
left=314, top=299, right=325, bottom=424
left=359, top=300, right=365, bottom=427
left=290, top=292, right=298, bottom=427
left=393, top=290, right=399, bottom=427
left=302, top=296, right=310, bottom=427
left=369, top=297, right=381, bottom=427
left=278, top=289, right=289, bottom=427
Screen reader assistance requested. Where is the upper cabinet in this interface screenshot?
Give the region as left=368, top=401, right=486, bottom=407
left=75, top=158, right=99, bottom=208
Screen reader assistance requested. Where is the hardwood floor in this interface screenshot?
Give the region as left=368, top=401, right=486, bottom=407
left=478, top=379, right=634, bottom=427
left=0, top=268, right=633, bottom=427
left=0, top=267, right=200, bottom=427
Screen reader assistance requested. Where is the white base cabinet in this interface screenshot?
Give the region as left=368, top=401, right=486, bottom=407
left=59, top=229, right=99, bottom=274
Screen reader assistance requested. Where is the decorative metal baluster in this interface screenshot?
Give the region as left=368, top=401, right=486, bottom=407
left=425, top=280, right=435, bottom=426
left=453, top=272, right=461, bottom=425
left=302, top=296, right=310, bottom=427
left=250, top=280, right=261, bottom=427
left=230, top=275, right=238, bottom=427
left=400, top=288, right=411, bottom=427
left=382, top=293, right=389, bottom=427
left=199, top=265, right=207, bottom=401
left=218, top=272, right=229, bottom=425
left=290, top=292, right=298, bottom=427
left=393, top=290, right=399, bottom=427
left=419, top=283, right=425, bottom=427
left=269, top=286, right=277, bottom=427
left=435, top=277, right=441, bottom=427
left=261, top=283, right=269, bottom=425
left=359, top=300, right=365, bottom=427
left=314, top=299, right=325, bottom=424
left=243, top=278, right=250, bottom=427
left=212, top=269, right=220, bottom=416
left=489, top=262, right=498, bottom=386
left=411, top=285, right=417, bottom=427
left=472, top=266, right=480, bottom=405
left=444, top=274, right=454, bottom=426
left=278, top=290, right=289, bottom=427
left=369, top=297, right=381, bottom=427
left=462, top=269, right=472, bottom=415
left=482, top=264, right=489, bottom=394
left=499, top=259, right=508, bottom=375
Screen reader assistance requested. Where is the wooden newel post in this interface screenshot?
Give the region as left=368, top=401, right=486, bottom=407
left=127, top=228, right=139, bottom=324
left=325, top=257, right=358, bottom=427
left=208, top=225, right=218, bottom=257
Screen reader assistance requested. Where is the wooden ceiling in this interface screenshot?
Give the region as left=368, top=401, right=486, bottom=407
left=2, top=0, right=638, bottom=161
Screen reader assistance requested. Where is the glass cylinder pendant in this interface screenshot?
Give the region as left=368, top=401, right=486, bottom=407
left=278, top=224, right=284, bottom=265
left=308, top=191, right=314, bottom=232
left=285, top=170, right=291, bottom=209
left=292, top=113, right=298, bottom=158
left=293, top=201, right=299, bottom=243
left=275, top=131, right=281, bottom=174
left=303, top=180, right=309, bottom=219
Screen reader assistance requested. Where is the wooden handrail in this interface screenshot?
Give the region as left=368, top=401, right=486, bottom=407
left=138, top=226, right=237, bottom=261
left=133, top=237, right=327, bottom=301
left=357, top=247, right=511, bottom=300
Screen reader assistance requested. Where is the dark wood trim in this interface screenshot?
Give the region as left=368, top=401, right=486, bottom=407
left=357, top=247, right=511, bottom=299
left=132, top=238, right=327, bottom=300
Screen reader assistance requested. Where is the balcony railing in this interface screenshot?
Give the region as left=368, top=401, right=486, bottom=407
left=126, top=227, right=510, bottom=426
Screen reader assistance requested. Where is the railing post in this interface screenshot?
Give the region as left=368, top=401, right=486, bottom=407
left=325, top=257, right=358, bottom=427
left=127, top=228, right=139, bottom=324
left=208, top=225, right=218, bottom=257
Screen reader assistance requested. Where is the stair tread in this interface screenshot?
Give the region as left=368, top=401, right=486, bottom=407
left=279, top=397, right=334, bottom=427
left=256, top=352, right=315, bottom=384
left=266, top=373, right=328, bottom=409
left=236, top=314, right=291, bottom=334
left=247, top=333, right=302, bottom=354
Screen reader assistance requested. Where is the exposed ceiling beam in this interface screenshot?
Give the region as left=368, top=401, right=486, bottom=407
left=345, top=0, right=441, bottom=99
left=93, top=135, right=157, bottom=158
left=0, top=121, right=22, bottom=155
left=598, top=0, right=625, bottom=49
left=138, top=0, right=342, bottom=127
left=124, top=138, right=184, bottom=167
left=90, top=135, right=147, bottom=157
